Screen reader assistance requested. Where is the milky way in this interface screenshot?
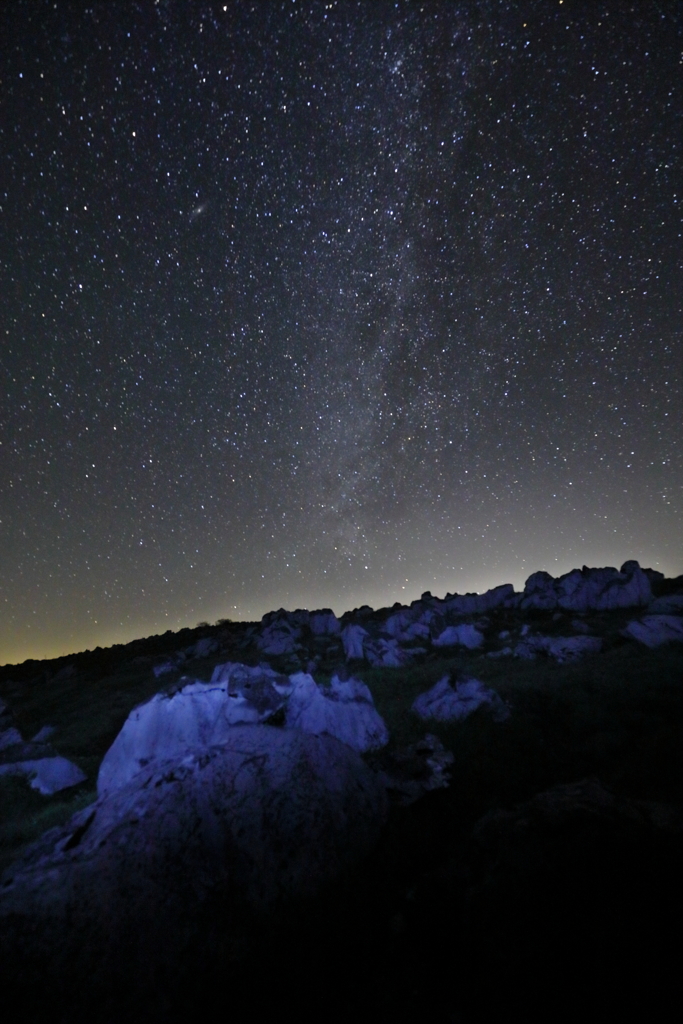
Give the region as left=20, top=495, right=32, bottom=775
left=1, top=1, right=681, bottom=662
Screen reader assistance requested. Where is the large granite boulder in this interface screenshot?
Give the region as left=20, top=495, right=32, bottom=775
left=0, top=727, right=388, bottom=999
left=285, top=672, right=389, bottom=752
left=461, top=777, right=683, bottom=980
left=98, top=666, right=292, bottom=796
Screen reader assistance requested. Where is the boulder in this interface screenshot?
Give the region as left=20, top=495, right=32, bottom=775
left=383, top=608, right=414, bottom=638
left=412, top=676, right=509, bottom=722
left=364, top=637, right=413, bottom=668
left=0, top=726, right=24, bottom=751
left=187, top=636, right=219, bottom=659
left=341, top=623, right=368, bottom=660
left=622, top=614, right=683, bottom=648
left=153, top=654, right=185, bottom=678
left=433, top=624, right=484, bottom=649
left=257, top=618, right=301, bottom=656
left=487, top=647, right=513, bottom=659
left=0, top=757, right=86, bottom=795
left=514, top=634, right=603, bottom=663
left=445, top=583, right=516, bottom=615
left=376, top=734, right=455, bottom=806
left=0, top=728, right=388, bottom=988
left=0, top=706, right=84, bottom=795
left=309, top=610, right=341, bottom=636
left=98, top=667, right=291, bottom=796
left=383, top=607, right=433, bottom=642
left=285, top=673, right=389, bottom=752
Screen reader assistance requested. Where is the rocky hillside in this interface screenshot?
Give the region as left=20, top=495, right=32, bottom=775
left=0, top=559, right=682, bottom=1022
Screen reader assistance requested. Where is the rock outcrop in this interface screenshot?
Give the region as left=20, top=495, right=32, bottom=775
left=412, top=676, right=509, bottom=723
left=622, top=614, right=683, bottom=648
left=341, top=623, right=368, bottom=660
left=521, top=561, right=652, bottom=612
left=514, top=634, right=603, bottom=663
left=98, top=666, right=292, bottom=795
left=444, top=582, right=516, bottom=614
left=376, top=733, right=455, bottom=806
left=285, top=672, right=389, bottom=752
left=433, top=624, right=485, bottom=649
left=309, top=610, right=341, bottom=636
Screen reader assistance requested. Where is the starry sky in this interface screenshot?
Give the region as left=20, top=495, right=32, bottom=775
left=1, top=0, right=681, bottom=664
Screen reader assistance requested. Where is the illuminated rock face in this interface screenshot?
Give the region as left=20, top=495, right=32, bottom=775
left=285, top=672, right=389, bottom=752
left=98, top=663, right=389, bottom=796
left=98, top=666, right=292, bottom=796
left=0, top=757, right=86, bottom=795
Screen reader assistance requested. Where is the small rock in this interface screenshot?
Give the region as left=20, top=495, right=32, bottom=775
left=0, top=757, right=86, bottom=795
left=31, top=726, right=56, bottom=744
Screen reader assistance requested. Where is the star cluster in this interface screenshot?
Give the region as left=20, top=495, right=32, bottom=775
left=1, top=0, right=681, bottom=662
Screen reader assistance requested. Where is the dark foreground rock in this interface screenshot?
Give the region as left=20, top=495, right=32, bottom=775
left=3, top=769, right=681, bottom=1023
left=0, top=727, right=387, bottom=1019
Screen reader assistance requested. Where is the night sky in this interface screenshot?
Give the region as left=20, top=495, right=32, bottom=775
left=1, top=1, right=681, bottom=664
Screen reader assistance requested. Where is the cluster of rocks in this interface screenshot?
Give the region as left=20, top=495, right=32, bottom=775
left=235, top=561, right=680, bottom=675
left=98, top=664, right=391, bottom=801
left=0, top=699, right=85, bottom=795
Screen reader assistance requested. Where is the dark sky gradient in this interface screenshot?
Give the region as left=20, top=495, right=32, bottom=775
left=1, top=0, right=681, bottom=663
